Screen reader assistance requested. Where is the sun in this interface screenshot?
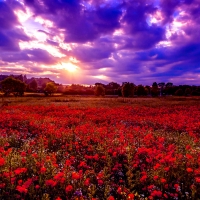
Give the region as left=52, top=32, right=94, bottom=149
left=62, top=62, right=78, bottom=72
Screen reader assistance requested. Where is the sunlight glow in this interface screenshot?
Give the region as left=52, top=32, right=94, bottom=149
left=19, top=41, right=66, bottom=58
left=69, top=57, right=79, bottom=63
left=99, top=68, right=108, bottom=72
left=113, top=29, right=124, bottom=36
left=35, top=17, right=53, bottom=28
left=14, top=8, right=32, bottom=23
left=93, top=75, right=110, bottom=81
left=61, top=62, right=79, bottom=72
left=148, top=10, right=164, bottom=26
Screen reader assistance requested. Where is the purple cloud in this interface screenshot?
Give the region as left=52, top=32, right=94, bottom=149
left=1, top=0, right=200, bottom=85
left=0, top=1, right=19, bottom=30
left=0, top=1, right=29, bottom=51
left=1, top=48, right=58, bottom=65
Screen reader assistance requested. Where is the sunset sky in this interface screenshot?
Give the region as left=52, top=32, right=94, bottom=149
left=0, top=0, right=200, bottom=85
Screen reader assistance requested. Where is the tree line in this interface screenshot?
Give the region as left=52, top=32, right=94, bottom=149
left=1, top=76, right=200, bottom=97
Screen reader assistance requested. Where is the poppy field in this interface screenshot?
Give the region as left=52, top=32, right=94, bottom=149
left=1, top=101, right=200, bottom=199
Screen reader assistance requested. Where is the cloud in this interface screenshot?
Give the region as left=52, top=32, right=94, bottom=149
left=1, top=48, right=58, bottom=65
left=0, top=1, right=19, bottom=30
left=1, top=0, right=200, bottom=85
left=23, top=0, right=123, bottom=43
left=0, top=1, right=30, bottom=51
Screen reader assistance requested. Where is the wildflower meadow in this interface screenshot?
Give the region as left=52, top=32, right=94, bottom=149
left=1, top=102, right=200, bottom=199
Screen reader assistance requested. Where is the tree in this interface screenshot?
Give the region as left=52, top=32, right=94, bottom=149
left=136, top=85, right=147, bottom=96
left=175, top=88, right=184, bottom=96
left=164, top=82, right=174, bottom=95
left=122, top=82, right=135, bottom=97
left=191, top=89, right=200, bottom=96
left=165, top=82, right=173, bottom=87
left=152, top=82, right=158, bottom=87
left=28, top=79, right=38, bottom=92
left=158, top=82, right=165, bottom=96
left=106, top=82, right=120, bottom=95
left=184, top=88, right=192, bottom=96
left=44, top=82, right=57, bottom=96
left=107, top=82, right=120, bottom=89
left=0, top=77, right=27, bottom=96
left=57, top=85, right=65, bottom=93
left=145, top=85, right=151, bottom=95
left=94, top=85, right=105, bottom=96
left=95, top=83, right=106, bottom=87
left=151, top=82, right=159, bottom=97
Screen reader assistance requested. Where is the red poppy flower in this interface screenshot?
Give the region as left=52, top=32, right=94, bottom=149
left=40, top=167, right=46, bottom=174
left=128, top=193, right=134, bottom=199
left=65, top=185, right=73, bottom=193
left=35, top=185, right=40, bottom=189
left=0, top=157, right=5, bottom=166
left=161, top=178, right=166, bottom=183
left=107, top=196, right=115, bottom=200
left=16, top=186, right=28, bottom=193
left=45, top=179, right=57, bottom=187
left=84, top=178, right=90, bottom=186
left=72, top=172, right=80, bottom=180
left=186, top=168, right=193, bottom=173
left=153, top=175, right=159, bottom=181
left=195, top=177, right=200, bottom=183
left=98, top=179, right=104, bottom=186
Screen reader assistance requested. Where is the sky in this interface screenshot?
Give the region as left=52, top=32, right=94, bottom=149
left=0, top=0, right=200, bottom=85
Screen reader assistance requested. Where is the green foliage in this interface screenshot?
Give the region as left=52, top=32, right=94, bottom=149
left=0, top=77, right=27, bottom=96
left=94, top=85, right=105, bottom=96
left=44, top=82, right=57, bottom=96
left=122, top=82, right=135, bottom=97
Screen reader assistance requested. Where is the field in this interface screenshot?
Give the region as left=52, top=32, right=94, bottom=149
left=1, top=96, right=200, bottom=199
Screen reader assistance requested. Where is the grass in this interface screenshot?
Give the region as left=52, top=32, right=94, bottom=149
left=1, top=93, right=200, bottom=108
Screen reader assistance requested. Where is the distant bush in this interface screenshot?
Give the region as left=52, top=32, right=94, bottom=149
left=175, top=88, right=184, bottom=96
left=94, top=85, right=105, bottom=96
left=184, top=88, right=192, bottom=96
left=1, top=77, right=27, bottom=96
left=122, top=82, right=135, bottom=97
left=44, top=82, right=57, bottom=96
